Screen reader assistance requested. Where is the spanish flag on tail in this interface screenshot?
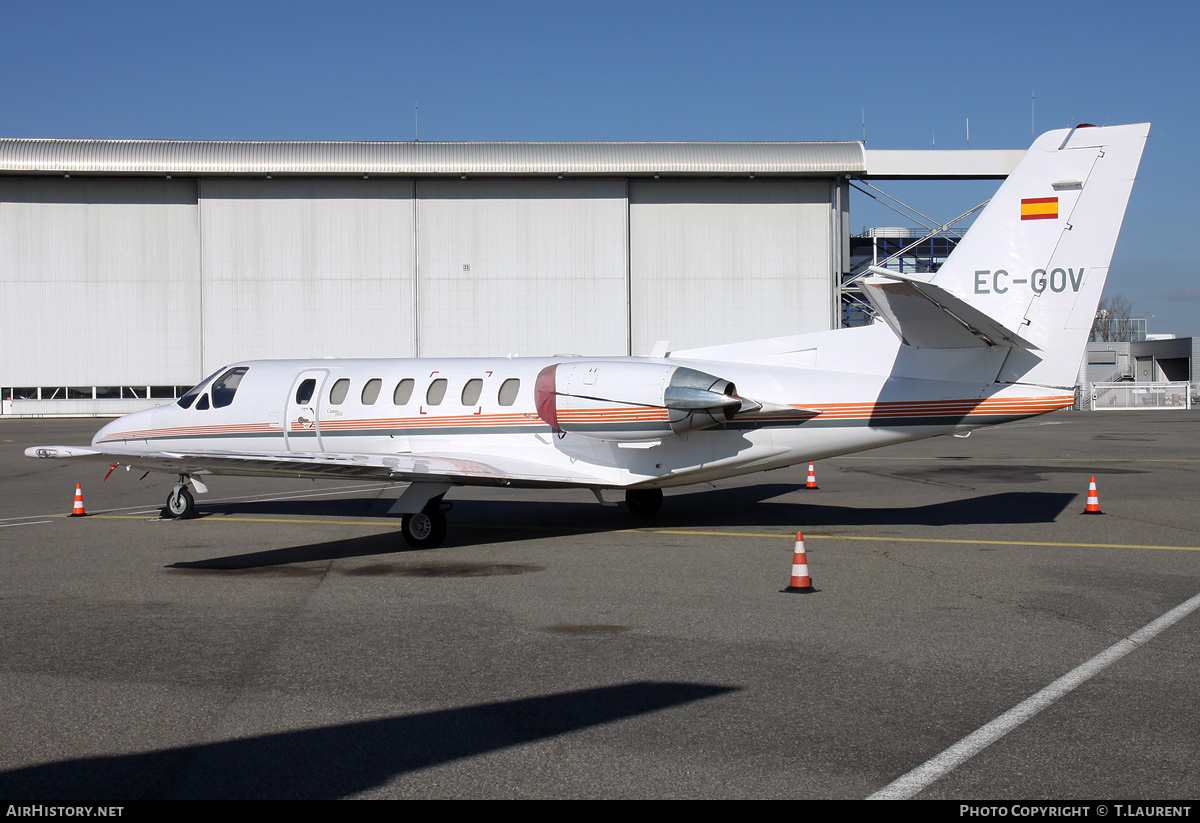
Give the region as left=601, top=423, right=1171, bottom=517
left=1021, top=196, right=1058, bottom=220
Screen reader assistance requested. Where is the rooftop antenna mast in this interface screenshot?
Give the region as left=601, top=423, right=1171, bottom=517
left=414, top=100, right=419, bottom=142
left=861, top=108, right=866, bottom=144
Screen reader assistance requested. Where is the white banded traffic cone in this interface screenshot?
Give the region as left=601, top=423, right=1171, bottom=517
left=783, top=532, right=816, bottom=594
left=805, top=462, right=818, bottom=490
left=69, top=483, right=88, bottom=517
left=1081, top=476, right=1104, bottom=515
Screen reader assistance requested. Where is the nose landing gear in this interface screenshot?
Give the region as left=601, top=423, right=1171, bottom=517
left=163, top=475, right=199, bottom=519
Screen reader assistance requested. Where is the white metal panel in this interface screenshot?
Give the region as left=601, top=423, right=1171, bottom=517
left=0, top=178, right=200, bottom=385
left=629, top=180, right=834, bottom=353
left=416, top=179, right=628, bottom=357
left=863, top=149, right=1024, bottom=178
left=198, top=178, right=415, bottom=370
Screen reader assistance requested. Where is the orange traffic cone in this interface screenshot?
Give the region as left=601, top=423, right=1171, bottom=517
left=1081, top=476, right=1104, bottom=515
left=782, top=532, right=816, bottom=593
left=805, top=462, right=819, bottom=489
left=69, top=483, right=88, bottom=517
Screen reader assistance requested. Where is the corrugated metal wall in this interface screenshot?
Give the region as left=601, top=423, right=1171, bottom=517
left=1, top=174, right=844, bottom=411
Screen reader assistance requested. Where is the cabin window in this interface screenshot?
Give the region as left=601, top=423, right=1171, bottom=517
left=393, top=378, right=415, bottom=405
left=211, top=367, right=248, bottom=408
left=295, top=379, right=316, bottom=405
left=461, top=378, right=483, bottom=406
left=498, top=378, right=520, bottom=406
left=426, top=378, right=448, bottom=405
left=361, top=378, right=382, bottom=405
left=195, top=393, right=210, bottom=411
left=329, top=378, right=350, bottom=405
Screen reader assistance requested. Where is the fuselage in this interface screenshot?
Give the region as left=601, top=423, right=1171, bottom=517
left=93, top=346, right=1075, bottom=490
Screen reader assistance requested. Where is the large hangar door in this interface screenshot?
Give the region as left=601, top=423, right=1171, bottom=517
left=629, top=179, right=835, bottom=353
left=0, top=177, right=200, bottom=387
left=416, top=178, right=628, bottom=358
left=198, top=178, right=415, bottom=370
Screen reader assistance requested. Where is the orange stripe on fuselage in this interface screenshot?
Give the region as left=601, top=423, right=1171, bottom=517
left=96, top=396, right=1073, bottom=444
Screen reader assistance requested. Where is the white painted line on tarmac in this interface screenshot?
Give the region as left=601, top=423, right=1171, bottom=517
left=0, top=520, right=54, bottom=528
left=0, top=481, right=392, bottom=525
left=868, top=589, right=1200, bottom=800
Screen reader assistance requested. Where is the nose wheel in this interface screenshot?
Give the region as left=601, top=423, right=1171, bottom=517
left=164, top=484, right=196, bottom=519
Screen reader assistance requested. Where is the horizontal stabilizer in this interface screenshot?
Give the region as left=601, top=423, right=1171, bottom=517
left=860, top=268, right=1030, bottom=350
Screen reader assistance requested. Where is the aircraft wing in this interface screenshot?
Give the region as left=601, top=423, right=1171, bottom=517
left=34, top=446, right=613, bottom=489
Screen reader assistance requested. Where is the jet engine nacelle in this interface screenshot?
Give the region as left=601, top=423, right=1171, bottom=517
left=534, top=361, right=741, bottom=441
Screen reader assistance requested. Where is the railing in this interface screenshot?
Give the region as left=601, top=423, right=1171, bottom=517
left=1089, top=382, right=1192, bottom=411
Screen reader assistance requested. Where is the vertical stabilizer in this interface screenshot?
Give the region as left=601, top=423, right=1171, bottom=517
left=864, top=123, right=1149, bottom=389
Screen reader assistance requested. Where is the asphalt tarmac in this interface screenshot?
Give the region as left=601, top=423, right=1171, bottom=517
left=1, top=412, right=1198, bottom=799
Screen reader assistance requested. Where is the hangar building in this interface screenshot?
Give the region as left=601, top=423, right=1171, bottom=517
left=0, top=139, right=1020, bottom=415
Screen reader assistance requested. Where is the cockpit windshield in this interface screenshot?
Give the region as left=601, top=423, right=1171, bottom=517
left=211, top=367, right=248, bottom=408
left=176, top=368, right=223, bottom=409
left=176, top=366, right=249, bottom=410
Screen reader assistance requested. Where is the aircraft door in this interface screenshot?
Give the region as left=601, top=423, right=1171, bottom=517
left=285, top=369, right=328, bottom=452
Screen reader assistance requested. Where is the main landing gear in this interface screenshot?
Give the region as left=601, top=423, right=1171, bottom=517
left=389, top=483, right=454, bottom=549
left=400, top=501, right=449, bottom=549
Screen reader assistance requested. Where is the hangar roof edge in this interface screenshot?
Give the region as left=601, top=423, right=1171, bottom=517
left=0, top=139, right=867, bottom=176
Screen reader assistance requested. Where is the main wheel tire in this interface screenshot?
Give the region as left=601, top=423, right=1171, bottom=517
left=165, top=486, right=195, bottom=519
left=401, top=507, right=447, bottom=548
left=625, top=488, right=663, bottom=516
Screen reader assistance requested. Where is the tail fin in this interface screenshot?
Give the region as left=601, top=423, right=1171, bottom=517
left=862, top=123, right=1149, bottom=388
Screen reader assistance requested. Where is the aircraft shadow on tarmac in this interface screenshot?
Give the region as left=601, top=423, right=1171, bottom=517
left=0, top=681, right=734, bottom=800
left=168, top=485, right=1078, bottom=571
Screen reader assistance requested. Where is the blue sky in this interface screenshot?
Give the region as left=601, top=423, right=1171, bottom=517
left=5, top=0, right=1196, bottom=334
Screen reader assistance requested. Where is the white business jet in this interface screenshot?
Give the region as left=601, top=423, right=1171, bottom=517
left=28, top=124, right=1149, bottom=548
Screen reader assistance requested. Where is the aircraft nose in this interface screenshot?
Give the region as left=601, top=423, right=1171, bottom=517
left=92, top=406, right=156, bottom=447
left=92, top=419, right=119, bottom=447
